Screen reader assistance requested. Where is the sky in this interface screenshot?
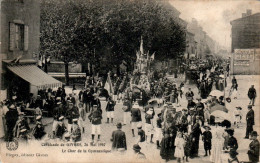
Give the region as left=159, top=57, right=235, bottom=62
left=170, top=0, right=260, bottom=51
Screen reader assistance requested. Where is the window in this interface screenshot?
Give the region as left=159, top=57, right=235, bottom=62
left=15, top=24, right=24, bottom=50
left=9, top=22, right=28, bottom=51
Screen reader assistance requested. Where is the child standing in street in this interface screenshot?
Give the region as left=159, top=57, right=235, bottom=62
left=175, top=132, right=185, bottom=163
left=202, top=126, right=212, bottom=156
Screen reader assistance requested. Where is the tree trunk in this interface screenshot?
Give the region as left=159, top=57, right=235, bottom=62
left=64, top=62, right=69, bottom=86
left=44, top=57, right=48, bottom=73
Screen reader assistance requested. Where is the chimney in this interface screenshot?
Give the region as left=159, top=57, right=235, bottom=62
left=246, top=9, right=252, bottom=16
left=242, top=13, right=247, bottom=18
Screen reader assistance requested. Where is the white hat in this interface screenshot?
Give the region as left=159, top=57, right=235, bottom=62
left=19, top=112, right=25, bottom=115
left=56, top=97, right=61, bottom=100
left=59, top=116, right=64, bottom=120
left=36, top=116, right=42, bottom=120
left=9, top=104, right=15, bottom=109
left=73, top=118, right=78, bottom=122
left=57, top=102, right=62, bottom=105
left=20, top=128, right=27, bottom=133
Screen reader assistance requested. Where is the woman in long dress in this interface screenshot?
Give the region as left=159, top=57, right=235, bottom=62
left=210, top=127, right=224, bottom=163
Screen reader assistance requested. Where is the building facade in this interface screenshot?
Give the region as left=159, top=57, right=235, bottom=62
left=230, top=10, right=260, bottom=75
left=0, top=0, right=61, bottom=101
left=230, top=10, right=260, bottom=52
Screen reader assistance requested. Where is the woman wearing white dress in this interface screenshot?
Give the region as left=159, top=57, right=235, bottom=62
left=210, top=127, right=224, bottom=163
left=175, top=132, right=185, bottom=163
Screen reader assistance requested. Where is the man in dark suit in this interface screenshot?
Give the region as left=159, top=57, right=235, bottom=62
left=245, top=105, right=255, bottom=139
left=248, top=85, right=257, bottom=106
left=248, top=131, right=259, bottom=163
left=111, top=122, right=127, bottom=152
left=5, top=104, right=18, bottom=141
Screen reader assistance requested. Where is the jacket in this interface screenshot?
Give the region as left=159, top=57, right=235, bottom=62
left=248, top=139, right=260, bottom=162
left=131, top=107, right=142, bottom=122
left=111, top=129, right=127, bottom=150
left=88, top=110, right=102, bottom=125
left=106, top=100, right=115, bottom=112
left=246, top=109, right=255, bottom=126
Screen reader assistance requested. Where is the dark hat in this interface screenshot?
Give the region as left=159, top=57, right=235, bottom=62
left=133, top=144, right=141, bottom=150
left=226, top=97, right=231, bottom=103
left=225, top=128, right=234, bottom=134
left=116, top=122, right=122, bottom=128
left=236, top=107, right=242, bottom=110
left=157, top=113, right=162, bottom=117
left=251, top=131, right=259, bottom=137
left=248, top=105, right=252, bottom=109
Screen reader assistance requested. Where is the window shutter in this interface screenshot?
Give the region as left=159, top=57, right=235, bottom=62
left=24, top=25, right=29, bottom=51
left=9, top=22, right=15, bottom=51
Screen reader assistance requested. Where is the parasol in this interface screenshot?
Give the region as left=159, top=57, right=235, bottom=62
left=209, top=90, right=224, bottom=98
left=211, top=110, right=230, bottom=122
left=210, top=103, right=228, bottom=114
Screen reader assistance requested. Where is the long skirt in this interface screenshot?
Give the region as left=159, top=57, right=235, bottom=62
left=160, top=136, right=176, bottom=160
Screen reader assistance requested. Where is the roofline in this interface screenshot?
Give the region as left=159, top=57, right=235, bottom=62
left=231, top=12, right=260, bottom=23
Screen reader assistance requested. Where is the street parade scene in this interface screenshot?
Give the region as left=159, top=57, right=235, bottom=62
left=0, top=0, right=259, bottom=163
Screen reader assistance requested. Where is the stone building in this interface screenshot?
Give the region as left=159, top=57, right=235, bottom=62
left=230, top=10, right=260, bottom=75
left=230, top=10, right=260, bottom=52
left=0, top=0, right=61, bottom=101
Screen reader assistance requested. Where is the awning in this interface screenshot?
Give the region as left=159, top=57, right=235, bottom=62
left=7, top=64, right=63, bottom=89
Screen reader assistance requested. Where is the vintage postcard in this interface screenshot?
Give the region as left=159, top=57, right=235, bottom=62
left=0, top=0, right=259, bottom=162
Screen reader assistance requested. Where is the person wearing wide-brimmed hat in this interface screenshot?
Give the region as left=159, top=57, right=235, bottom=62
left=5, top=104, right=18, bottom=141
left=133, top=144, right=146, bottom=159
left=245, top=105, right=255, bottom=139
left=248, top=131, right=259, bottom=163
left=225, top=128, right=238, bottom=152
left=111, top=122, right=127, bottom=152
left=202, top=125, right=212, bottom=156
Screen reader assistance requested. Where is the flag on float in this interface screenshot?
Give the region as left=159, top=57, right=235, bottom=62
left=151, top=52, right=155, bottom=61
left=105, top=73, right=114, bottom=95
left=140, top=36, right=144, bottom=55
